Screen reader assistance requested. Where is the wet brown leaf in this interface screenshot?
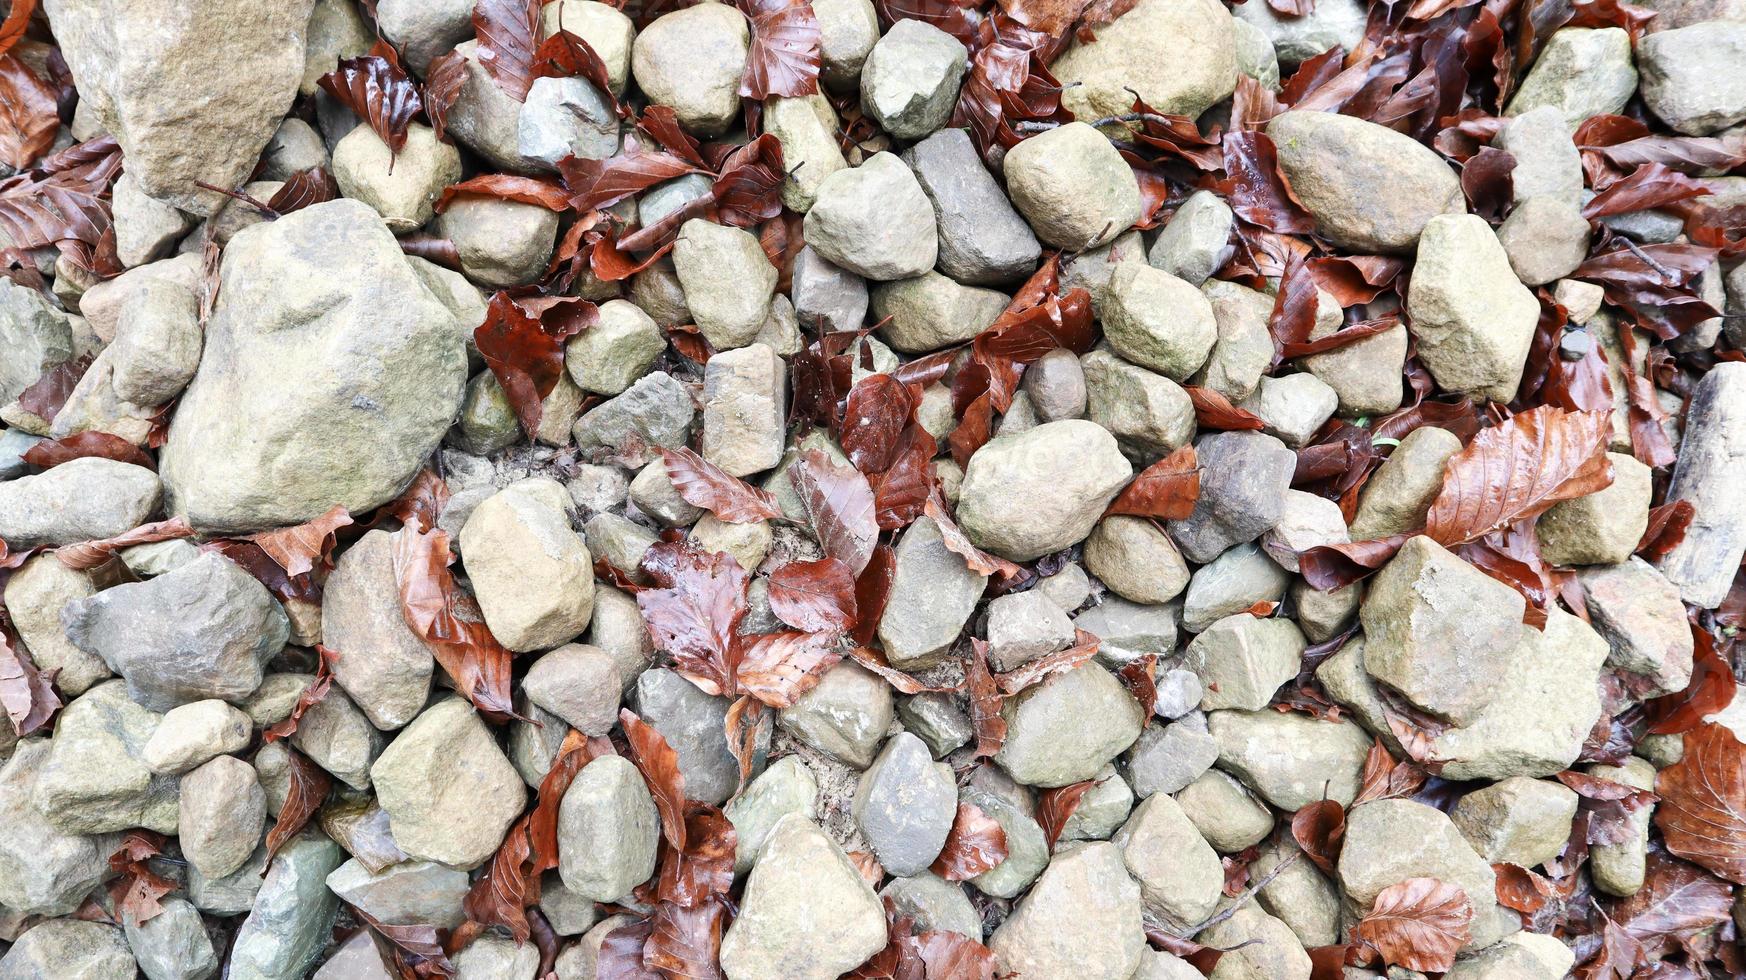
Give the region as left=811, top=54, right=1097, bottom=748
left=994, top=631, right=1100, bottom=695
left=1292, top=800, right=1347, bottom=875
left=265, top=749, right=333, bottom=861
left=261, top=646, right=336, bottom=743
left=659, top=447, right=784, bottom=524
left=1185, top=385, right=1268, bottom=431
left=435, top=173, right=572, bottom=213
left=635, top=536, right=750, bottom=696
left=841, top=374, right=914, bottom=474
left=423, top=48, right=468, bottom=143
left=1103, top=446, right=1200, bottom=519
left=1645, top=626, right=1734, bottom=736
left=389, top=527, right=519, bottom=721
left=1559, top=770, right=1660, bottom=846
left=1035, top=780, right=1095, bottom=851
left=474, top=0, right=543, bottom=101
left=657, top=805, right=738, bottom=906
left=1353, top=738, right=1429, bottom=804
left=559, top=136, right=705, bottom=212
left=54, top=517, right=196, bottom=572
left=645, top=896, right=729, bottom=979
left=870, top=424, right=937, bottom=531
left=735, top=630, right=844, bottom=708
left=964, top=638, right=1006, bottom=759
left=243, top=504, right=353, bottom=580
left=1354, top=877, right=1473, bottom=973
left=712, top=133, right=788, bottom=228
left=475, top=291, right=594, bottom=436
left=1423, top=406, right=1613, bottom=547
left=929, top=802, right=1009, bottom=881
left=738, top=0, right=821, bottom=99
left=0, top=54, right=59, bottom=170
left=0, top=626, right=59, bottom=737
left=767, top=557, right=858, bottom=633
left=1491, top=862, right=1552, bottom=915
left=923, top=493, right=1024, bottom=583
left=106, top=830, right=177, bottom=927
left=851, top=543, right=897, bottom=648
left=1215, top=131, right=1314, bottom=235
left=318, top=49, right=422, bottom=154
left=22, top=430, right=154, bottom=470
left=622, top=707, right=689, bottom=852
left=1655, top=723, right=1746, bottom=884
left=791, top=447, right=880, bottom=576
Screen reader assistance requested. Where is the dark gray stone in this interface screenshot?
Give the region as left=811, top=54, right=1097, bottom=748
left=1167, top=431, right=1296, bottom=564
left=853, top=732, right=956, bottom=876
left=902, top=128, right=1040, bottom=286
left=633, top=668, right=746, bottom=805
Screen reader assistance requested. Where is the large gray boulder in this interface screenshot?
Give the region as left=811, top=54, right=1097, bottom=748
left=158, top=200, right=468, bottom=533
left=43, top=0, right=314, bottom=214
left=32, top=681, right=180, bottom=834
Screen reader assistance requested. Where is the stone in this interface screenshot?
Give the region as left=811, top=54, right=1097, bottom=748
left=1084, top=516, right=1190, bottom=605
left=1073, top=595, right=1179, bottom=664
left=321, top=529, right=435, bottom=730
left=725, top=755, right=818, bottom=874
left=1349, top=425, right=1463, bottom=539
left=4, top=556, right=111, bottom=697
left=1035, top=561, right=1093, bottom=612
left=880, top=874, right=981, bottom=938
left=583, top=513, right=657, bottom=581
left=537, top=871, right=601, bottom=937
left=757, top=94, right=845, bottom=213
left=1408, top=212, right=1541, bottom=402
left=1050, top=0, right=1236, bottom=123
left=720, top=814, right=886, bottom=980
left=569, top=464, right=633, bottom=520
left=1252, top=839, right=1342, bottom=948
left=113, top=171, right=195, bottom=268
left=1003, top=121, right=1142, bottom=250
left=1126, top=715, right=1220, bottom=798
left=1656, top=362, right=1746, bottom=606
left=0, top=280, right=73, bottom=406
left=700, top=343, right=787, bottom=476
left=1360, top=536, right=1526, bottom=724
left=814, top=0, right=879, bottom=89
left=524, top=644, right=623, bottom=736
left=691, top=512, right=773, bottom=572
left=332, top=123, right=461, bottom=233
left=1537, top=452, right=1651, bottom=566
left=637, top=668, right=753, bottom=805
left=1182, top=614, right=1302, bottom=712
left=1299, top=314, right=1409, bottom=418
left=261, top=118, right=330, bottom=181
left=1057, top=764, right=1134, bottom=842
left=778, top=660, right=893, bottom=768
left=1451, top=776, right=1580, bottom=869
left=1445, top=932, right=1576, bottom=980
left=1638, top=23, right=1746, bottom=135
left=1293, top=579, right=1361, bottom=644
left=1209, top=709, right=1370, bottom=809
left=0, top=740, right=112, bottom=916
left=1505, top=27, right=1638, bottom=127
left=126, top=894, right=220, bottom=980
left=897, top=691, right=974, bottom=758
left=450, top=936, right=538, bottom=979
left=1339, top=799, right=1504, bottom=949
left=1232, top=16, right=1281, bottom=88
left=990, top=841, right=1146, bottom=980
left=0, top=919, right=135, bottom=980
left=438, top=196, right=558, bottom=288
left=1194, top=280, right=1276, bottom=402
left=1580, top=557, right=1695, bottom=698
left=371, top=699, right=528, bottom=869
left=186, top=841, right=269, bottom=916
left=963, top=785, right=1049, bottom=898
left=325, top=859, right=469, bottom=930
left=0, top=457, right=158, bottom=548
left=45, top=0, right=312, bottom=214
left=459, top=479, right=595, bottom=652
left=1169, top=430, right=1296, bottom=563
left=854, top=733, right=956, bottom=876
left=791, top=247, right=868, bottom=334
left=1176, top=767, right=1275, bottom=852
left=565, top=300, right=663, bottom=398
left=573, top=370, right=697, bottom=464
left=1151, top=669, right=1203, bottom=721
left=291, top=689, right=384, bottom=791
left=1497, top=106, right=1584, bottom=205
left=243, top=674, right=314, bottom=730
left=542, top=0, right=635, bottom=95
left=870, top=271, right=1008, bottom=353
left=957, top=419, right=1133, bottom=561
left=376, top=0, right=473, bottom=73
left=1262, top=490, right=1350, bottom=573
left=1183, top=543, right=1293, bottom=633
left=1269, top=110, right=1464, bottom=253
left=1061, top=229, right=1149, bottom=315
left=901, top=129, right=1040, bottom=287
left=0, top=429, right=41, bottom=479
left=1557, top=278, right=1607, bottom=323
left=878, top=515, right=987, bottom=669
left=107, top=277, right=202, bottom=407
left=62, top=551, right=288, bottom=712
left=228, top=831, right=345, bottom=980
left=589, top=584, right=655, bottom=685
left=1080, top=348, right=1197, bottom=457
left=858, top=19, right=966, bottom=140
left=1111, top=793, right=1222, bottom=930
left=997, top=663, right=1146, bottom=787
left=1233, top=0, right=1365, bottom=64
left=180, top=756, right=266, bottom=879
left=144, top=699, right=252, bottom=775
left=1149, top=191, right=1235, bottom=286
left=631, top=3, right=749, bottom=136
left=1498, top=195, right=1590, bottom=286
left=673, top=219, right=778, bottom=350
left=1238, top=373, right=1340, bottom=449
left=804, top=152, right=938, bottom=281
left=558, top=755, right=659, bottom=901
left=1135, top=951, right=1204, bottom=980
left=1022, top=348, right=1088, bottom=422
left=158, top=201, right=465, bottom=532
left=520, top=75, right=620, bottom=169
left=1587, top=756, right=1655, bottom=896
left=1198, top=903, right=1312, bottom=980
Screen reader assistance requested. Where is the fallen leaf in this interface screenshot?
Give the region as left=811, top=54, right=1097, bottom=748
left=422, top=48, right=468, bottom=143
left=621, top=707, right=689, bottom=852
left=790, top=448, right=880, bottom=576
left=846, top=645, right=933, bottom=695
left=560, top=136, right=705, bottom=211
left=374, top=468, right=451, bottom=534
left=1216, top=131, right=1315, bottom=235
left=1644, top=626, right=1734, bottom=736
left=734, top=630, right=844, bottom=708
left=712, top=133, right=788, bottom=228
left=929, top=802, right=1009, bottom=881
left=474, top=0, right=542, bottom=101
left=1636, top=500, right=1695, bottom=564
left=767, top=557, right=858, bottom=633
left=264, top=749, right=333, bottom=861
left=1354, top=877, right=1473, bottom=973
left=596, top=918, right=662, bottom=979
left=261, top=646, right=336, bottom=743
left=913, top=930, right=996, bottom=980
left=15, top=353, right=92, bottom=423
left=1185, top=385, right=1269, bottom=431
left=870, top=424, right=937, bottom=531
left=389, top=526, right=519, bottom=721
left=317, top=51, right=422, bottom=154
left=535, top=30, right=621, bottom=116
left=1655, top=723, right=1746, bottom=884
left=0, top=626, right=59, bottom=737
left=1353, top=739, right=1429, bottom=804
left=645, top=896, right=729, bottom=979
left=1035, top=780, right=1095, bottom=851
left=636, top=536, right=750, bottom=697
left=436, top=173, right=572, bottom=213
left=1459, top=146, right=1516, bottom=220
left=657, top=805, right=738, bottom=907
left=105, top=830, right=177, bottom=927
left=851, top=543, right=897, bottom=648
left=0, top=54, right=60, bottom=170
left=1583, top=161, right=1712, bottom=220
left=659, top=447, right=784, bottom=524
left=264, top=167, right=339, bottom=215
left=243, top=504, right=353, bottom=580
left=1558, top=770, right=1659, bottom=846
left=964, top=639, right=1007, bottom=759
left=1104, top=446, right=1200, bottom=519
left=1491, top=862, right=1552, bottom=915
left=356, top=906, right=457, bottom=977
left=1610, top=851, right=1735, bottom=955
left=54, top=517, right=197, bottom=572
left=738, top=0, right=821, bottom=99
left=475, top=291, right=594, bottom=436
left=1298, top=535, right=1412, bottom=591
left=1292, top=800, right=1347, bottom=875
left=995, top=632, right=1100, bottom=695
left=840, top=374, right=914, bottom=474
left=1117, top=654, right=1157, bottom=716
left=1423, top=406, right=1613, bottom=546
left=0, top=0, right=35, bottom=59
left=21, top=431, right=154, bottom=471
left=923, top=492, right=1024, bottom=582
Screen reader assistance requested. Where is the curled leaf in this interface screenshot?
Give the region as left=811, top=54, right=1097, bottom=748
left=1103, top=446, right=1200, bottom=519
left=1354, top=877, right=1473, bottom=973
left=621, top=707, right=689, bottom=852
left=1423, top=406, right=1612, bottom=546
left=929, top=802, right=1009, bottom=882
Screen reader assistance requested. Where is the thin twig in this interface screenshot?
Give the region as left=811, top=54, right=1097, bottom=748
left=192, top=180, right=279, bottom=220
left=1178, top=849, right=1303, bottom=938
left=1620, top=236, right=1677, bottom=282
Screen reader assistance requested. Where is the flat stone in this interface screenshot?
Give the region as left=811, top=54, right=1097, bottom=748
left=879, top=515, right=987, bottom=670
left=957, top=419, right=1133, bottom=562
left=523, top=643, right=623, bottom=736
left=1349, top=425, right=1463, bottom=539
left=370, top=698, right=527, bottom=869
left=1497, top=106, right=1584, bottom=205
left=1183, top=613, right=1302, bottom=711
left=903, top=128, right=1040, bottom=286
left=1050, top=0, right=1236, bottom=123
left=790, top=246, right=868, bottom=334
left=1638, top=22, right=1746, bottom=135
left=1450, top=776, right=1580, bottom=869
left=702, top=342, right=787, bottom=476
left=559, top=755, right=659, bottom=901
left=143, top=699, right=252, bottom=775
left=0, top=739, right=113, bottom=916
left=631, top=3, right=748, bottom=136
left=804, top=152, right=938, bottom=281
left=1269, top=110, right=1464, bottom=253
left=853, top=732, right=956, bottom=876
left=1080, top=348, right=1197, bottom=457
left=778, top=660, right=893, bottom=769
left=1072, top=595, right=1178, bottom=665
left=1168, top=430, right=1296, bottom=563
left=1004, top=121, right=1141, bottom=250
left=984, top=591, right=1075, bottom=673
left=1148, top=190, right=1234, bottom=286
left=719, top=814, right=887, bottom=980
left=1125, top=714, right=1219, bottom=798
left=321, top=529, right=435, bottom=730
left=858, top=18, right=965, bottom=140
left=1656, top=362, right=1746, bottom=606
left=1084, top=515, right=1190, bottom=605
left=880, top=873, right=981, bottom=938
left=1208, top=709, right=1370, bottom=809
left=228, top=831, right=345, bottom=980
left=1505, top=27, right=1638, bottom=128
left=1111, top=793, right=1221, bottom=931
left=0, top=457, right=159, bottom=549
left=996, top=663, right=1146, bottom=787
left=1580, top=557, right=1695, bottom=698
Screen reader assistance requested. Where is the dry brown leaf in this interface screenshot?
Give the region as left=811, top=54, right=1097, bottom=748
left=1423, top=406, right=1613, bottom=546
left=1655, top=723, right=1746, bottom=885
left=1354, top=877, right=1473, bottom=973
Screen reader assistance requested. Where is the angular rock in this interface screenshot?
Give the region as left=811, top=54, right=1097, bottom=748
left=630, top=3, right=749, bottom=136
left=963, top=785, right=1049, bottom=899
left=1450, top=776, right=1579, bottom=869
left=0, top=919, right=135, bottom=980
left=719, top=814, right=887, bottom=980
left=984, top=592, right=1075, bottom=674
left=859, top=18, right=965, bottom=140
left=996, top=663, right=1146, bottom=787
left=691, top=512, right=772, bottom=572
left=451, top=936, right=539, bottom=979
left=1125, top=714, right=1219, bottom=798
left=778, top=661, right=893, bottom=768
left=566, top=299, right=664, bottom=397
left=1656, top=362, right=1746, bottom=606
left=1168, top=430, right=1295, bottom=563
left=674, top=219, right=778, bottom=350
left=125, top=894, right=220, bottom=980
left=1580, top=557, right=1695, bottom=698
left=1261, top=490, right=1350, bottom=573
left=1058, top=764, right=1134, bottom=842
left=903, top=128, right=1040, bottom=286
left=144, top=699, right=253, bottom=775
left=1638, top=22, right=1746, bottom=135
left=113, top=170, right=196, bottom=268
left=1339, top=799, right=1505, bottom=949
left=0, top=279, right=73, bottom=406
left=1348, top=425, right=1463, bottom=539
left=1111, top=793, right=1221, bottom=929
left=764, top=94, right=848, bottom=212
left=897, top=691, right=974, bottom=759
left=1084, top=515, right=1190, bottom=605
left=1299, top=313, right=1409, bottom=419
left=804, top=152, right=938, bottom=281
left=290, top=688, right=384, bottom=791
left=461, top=479, right=595, bottom=653
left=331, top=123, right=460, bottom=233
left=853, top=732, right=956, bottom=876
left=880, top=873, right=981, bottom=938
left=701, top=342, right=787, bottom=476
left=1149, top=191, right=1235, bottom=286
left=1072, top=595, right=1178, bottom=665
left=790, top=246, right=868, bottom=334
left=158, top=200, right=467, bottom=532
left=326, top=859, right=469, bottom=930
left=879, top=515, right=987, bottom=670
left=180, top=756, right=266, bottom=879
left=1003, top=121, right=1142, bottom=250
left=1183, top=614, right=1302, bottom=711
left=870, top=270, right=1008, bottom=353
left=1197, top=903, right=1312, bottom=980
left=0, top=739, right=113, bottom=916
left=990, top=841, right=1146, bottom=980
left=1408, top=213, right=1541, bottom=402
left=636, top=668, right=750, bottom=804
left=1183, top=544, right=1291, bottom=635
left=4, top=556, right=112, bottom=697
left=559, top=755, right=659, bottom=901
left=1022, top=348, right=1088, bottom=422
left=62, top=551, right=288, bottom=712
left=376, top=0, right=472, bottom=73
left=1252, top=839, right=1342, bottom=948
left=1539, top=451, right=1651, bottom=566
left=1497, top=106, right=1584, bottom=205
left=108, top=277, right=202, bottom=407
left=957, top=419, right=1133, bottom=561
left=1194, top=280, right=1276, bottom=402
left=523, top=643, right=623, bottom=736
left=1080, top=348, right=1197, bottom=456
left=1209, top=709, right=1369, bottom=809
left=1233, top=0, right=1366, bottom=65
left=1505, top=27, right=1638, bottom=127
left=0, top=457, right=159, bottom=549
left=1268, top=110, right=1464, bottom=253
left=1176, top=767, right=1275, bottom=852
left=1587, top=756, right=1655, bottom=896
left=1050, top=0, right=1236, bottom=123
left=1238, top=373, right=1339, bottom=449
left=370, top=699, right=528, bottom=869
left=321, top=529, right=435, bottom=730
left=228, top=831, right=344, bottom=980
left=519, top=75, right=620, bottom=169
left=725, top=755, right=818, bottom=874
left=573, top=370, right=697, bottom=464
left=1499, top=194, right=1591, bottom=286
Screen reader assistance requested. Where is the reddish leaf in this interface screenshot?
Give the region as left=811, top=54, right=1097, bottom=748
left=264, top=167, right=339, bottom=215
left=389, top=526, right=519, bottom=721
left=870, top=424, right=938, bottom=531
left=964, top=639, right=1007, bottom=759
left=1610, top=851, right=1735, bottom=954
left=15, top=353, right=92, bottom=422
left=436, top=173, right=572, bottom=213
left=767, top=557, right=858, bottom=633
left=474, top=0, right=543, bottom=102
left=1655, top=723, right=1746, bottom=884
left=621, top=707, right=689, bottom=852
left=597, top=918, right=663, bottom=979
left=264, top=750, right=333, bottom=861
left=1185, top=385, right=1268, bottom=431
left=1291, top=800, right=1347, bottom=875
left=645, top=897, right=729, bottom=979
left=1103, top=446, right=1200, bottom=519
left=357, top=906, right=457, bottom=977
left=1117, top=654, right=1157, bottom=716
left=318, top=53, right=422, bottom=154
left=657, top=805, right=738, bottom=906
left=846, top=645, right=933, bottom=695
left=22, top=431, right=154, bottom=470
left=1645, top=626, right=1734, bottom=736
left=790, top=448, right=880, bottom=576
left=399, top=233, right=462, bottom=270
left=261, top=646, right=336, bottom=743
left=735, top=630, right=844, bottom=707
left=724, top=694, right=768, bottom=791
left=1354, top=877, right=1473, bottom=973
left=841, top=374, right=914, bottom=474
left=54, top=517, right=196, bottom=572
left=0, top=54, right=60, bottom=170
left=105, top=830, right=177, bottom=927
left=1558, top=770, right=1660, bottom=846
left=636, top=536, right=750, bottom=696
left=559, top=137, right=704, bottom=211
left=1306, top=255, right=1406, bottom=307
left=1353, top=738, right=1428, bottom=804
left=876, top=0, right=983, bottom=48
left=851, top=543, right=897, bottom=648
left=712, top=134, right=788, bottom=228
left=1423, top=406, right=1613, bottom=546
left=922, top=493, right=1024, bottom=582
left=1297, top=534, right=1412, bottom=592
left=535, top=29, right=620, bottom=114
left=738, top=0, right=821, bottom=99
left=375, top=468, right=451, bottom=535
left=659, top=447, right=784, bottom=524
left=1491, top=862, right=1552, bottom=915
left=1583, top=162, right=1712, bottom=220
left=913, top=930, right=996, bottom=980
left=1215, top=131, right=1314, bottom=235
left=1636, top=500, right=1695, bottom=564
left=1035, top=780, right=1095, bottom=851
left=0, top=0, right=35, bottom=60
left=929, top=803, right=1009, bottom=882
left=475, top=291, right=593, bottom=436
left=0, top=626, right=59, bottom=737
left=637, top=105, right=707, bottom=167
left=1459, top=146, right=1516, bottom=221
left=423, top=49, right=469, bottom=143
left=995, top=632, right=1100, bottom=695
left=242, top=504, right=353, bottom=580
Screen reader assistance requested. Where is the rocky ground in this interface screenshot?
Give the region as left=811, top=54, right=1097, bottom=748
left=0, top=0, right=1745, bottom=978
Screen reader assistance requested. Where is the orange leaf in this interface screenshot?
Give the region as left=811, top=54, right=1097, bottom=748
left=243, top=504, right=353, bottom=580
left=659, top=447, right=784, bottom=524
left=929, top=803, right=1009, bottom=882
left=1423, top=406, right=1612, bottom=546
left=1104, top=446, right=1200, bottom=519
left=621, top=708, right=688, bottom=852
left=1655, top=723, right=1746, bottom=885
left=388, top=527, right=519, bottom=722
left=1354, top=877, right=1473, bottom=973
left=735, top=631, right=843, bottom=708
